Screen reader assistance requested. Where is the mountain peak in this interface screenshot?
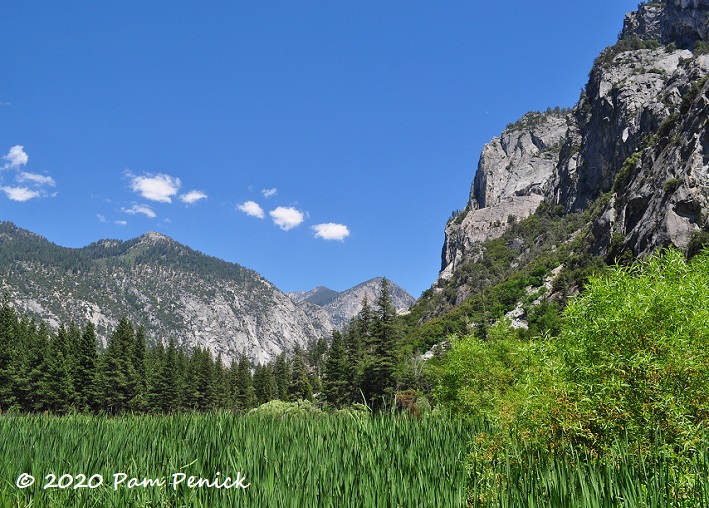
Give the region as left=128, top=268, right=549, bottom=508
left=622, top=0, right=709, bottom=48
left=138, top=231, right=173, bottom=244
left=291, top=278, right=416, bottom=330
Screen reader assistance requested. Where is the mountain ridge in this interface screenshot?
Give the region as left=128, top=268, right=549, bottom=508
left=0, top=221, right=327, bottom=365
left=0, top=221, right=415, bottom=364
left=289, top=277, right=416, bottom=330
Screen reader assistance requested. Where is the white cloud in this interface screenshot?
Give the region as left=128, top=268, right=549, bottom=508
left=129, top=173, right=181, bottom=203
left=313, top=223, right=350, bottom=241
left=0, top=186, right=40, bottom=202
left=17, top=172, right=56, bottom=187
left=238, top=200, right=265, bottom=219
left=179, top=190, right=207, bottom=204
left=2, top=145, right=28, bottom=170
left=270, top=206, right=305, bottom=231
left=97, top=214, right=107, bottom=223
left=122, top=203, right=157, bottom=218
left=262, top=188, right=277, bottom=198
left=115, top=220, right=127, bottom=226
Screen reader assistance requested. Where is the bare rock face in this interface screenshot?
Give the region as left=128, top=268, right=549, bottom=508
left=440, top=111, right=567, bottom=278
left=555, top=47, right=699, bottom=211
left=441, top=0, right=709, bottom=284
left=600, top=59, right=709, bottom=259
left=623, top=0, right=709, bottom=47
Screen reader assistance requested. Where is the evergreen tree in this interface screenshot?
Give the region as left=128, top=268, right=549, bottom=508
left=73, top=322, right=99, bottom=412
left=212, top=353, right=229, bottom=410
left=15, top=317, right=46, bottom=412
left=273, top=352, right=290, bottom=401
left=323, top=330, right=349, bottom=408
left=99, top=317, right=138, bottom=414
left=306, top=337, right=328, bottom=379
left=235, top=354, right=256, bottom=410
left=130, top=325, right=148, bottom=412
left=41, top=326, right=75, bottom=413
left=185, top=347, right=215, bottom=411
left=174, top=347, right=188, bottom=411
left=148, top=340, right=179, bottom=413
left=0, top=297, right=18, bottom=410
left=289, top=347, right=313, bottom=401
left=362, top=278, right=400, bottom=409
left=342, top=321, right=364, bottom=404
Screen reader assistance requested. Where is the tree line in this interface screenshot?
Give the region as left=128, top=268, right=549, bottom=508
left=0, top=279, right=407, bottom=414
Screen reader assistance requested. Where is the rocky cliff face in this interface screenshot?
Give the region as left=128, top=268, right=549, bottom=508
left=623, top=0, right=709, bottom=48
left=0, top=224, right=330, bottom=365
left=441, top=110, right=568, bottom=278
left=441, top=0, right=709, bottom=280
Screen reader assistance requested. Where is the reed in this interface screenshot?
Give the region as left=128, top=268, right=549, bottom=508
left=0, top=412, right=470, bottom=507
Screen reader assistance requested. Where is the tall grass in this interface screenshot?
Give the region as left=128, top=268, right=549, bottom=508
left=467, top=433, right=709, bottom=508
left=0, top=412, right=470, bottom=507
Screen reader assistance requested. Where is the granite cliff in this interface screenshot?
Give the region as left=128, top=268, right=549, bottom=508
left=442, top=0, right=709, bottom=288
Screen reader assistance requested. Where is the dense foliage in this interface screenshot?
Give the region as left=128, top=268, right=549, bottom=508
left=0, top=301, right=325, bottom=415
left=428, top=248, right=709, bottom=504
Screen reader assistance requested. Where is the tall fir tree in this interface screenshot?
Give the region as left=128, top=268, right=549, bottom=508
left=73, top=322, right=99, bottom=412
left=41, top=326, right=76, bottom=413
left=234, top=354, right=256, bottom=411
left=147, top=340, right=180, bottom=413
left=15, top=317, right=46, bottom=412
left=289, top=347, right=313, bottom=401
left=273, top=352, right=290, bottom=401
left=99, top=317, right=139, bottom=414
left=0, top=297, right=18, bottom=410
left=362, top=278, right=400, bottom=409
left=323, top=330, right=349, bottom=408
left=130, top=325, right=148, bottom=412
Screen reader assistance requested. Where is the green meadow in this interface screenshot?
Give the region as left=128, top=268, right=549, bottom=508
left=0, top=412, right=469, bottom=508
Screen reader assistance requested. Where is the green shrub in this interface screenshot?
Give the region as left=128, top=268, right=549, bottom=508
left=663, top=177, right=681, bottom=194
left=432, top=321, right=539, bottom=421
left=551, top=249, right=709, bottom=451
left=613, top=151, right=641, bottom=191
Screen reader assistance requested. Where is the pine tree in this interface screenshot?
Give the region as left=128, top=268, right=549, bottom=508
left=185, top=347, right=215, bottom=411
left=273, top=352, right=290, bottom=401
left=323, top=330, right=349, bottom=408
left=41, top=326, right=76, bottom=413
left=130, top=325, right=148, bottom=412
left=212, top=353, right=229, bottom=410
left=73, top=322, right=99, bottom=412
left=235, top=354, right=256, bottom=410
left=148, top=340, right=179, bottom=413
left=362, top=278, right=400, bottom=409
left=289, top=347, right=313, bottom=401
left=0, top=297, right=18, bottom=410
left=15, top=317, right=46, bottom=412
left=99, top=317, right=138, bottom=414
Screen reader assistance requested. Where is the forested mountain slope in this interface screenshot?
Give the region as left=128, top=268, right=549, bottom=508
left=0, top=222, right=329, bottom=365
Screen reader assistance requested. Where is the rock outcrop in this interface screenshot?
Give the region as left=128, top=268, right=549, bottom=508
left=441, top=0, right=709, bottom=281
left=441, top=110, right=568, bottom=278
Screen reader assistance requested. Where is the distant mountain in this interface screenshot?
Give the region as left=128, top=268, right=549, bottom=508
left=0, top=222, right=330, bottom=365
left=290, top=277, right=416, bottom=330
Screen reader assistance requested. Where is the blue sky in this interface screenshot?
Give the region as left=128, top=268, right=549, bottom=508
left=1, top=1, right=638, bottom=297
